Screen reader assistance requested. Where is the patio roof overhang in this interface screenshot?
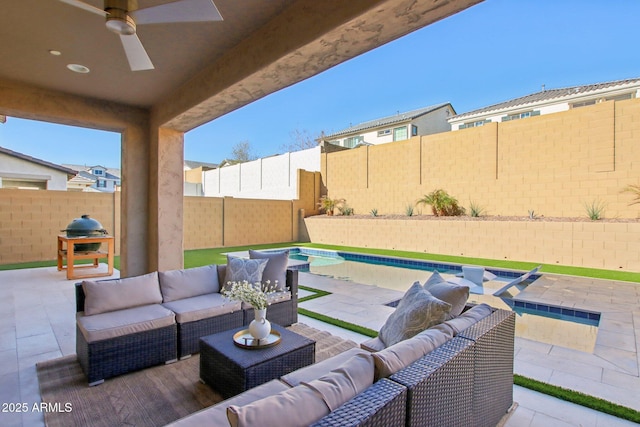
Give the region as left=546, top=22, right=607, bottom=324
left=0, top=0, right=483, bottom=276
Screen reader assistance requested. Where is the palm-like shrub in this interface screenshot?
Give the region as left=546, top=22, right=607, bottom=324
left=622, top=184, right=640, bottom=205
left=318, top=196, right=345, bottom=216
left=417, top=189, right=465, bottom=216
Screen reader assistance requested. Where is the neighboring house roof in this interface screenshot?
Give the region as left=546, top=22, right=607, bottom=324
left=324, top=103, right=453, bottom=139
left=451, top=77, right=640, bottom=121
left=0, top=146, right=77, bottom=177
left=68, top=174, right=94, bottom=185
left=63, top=164, right=121, bottom=179
left=184, top=160, right=218, bottom=170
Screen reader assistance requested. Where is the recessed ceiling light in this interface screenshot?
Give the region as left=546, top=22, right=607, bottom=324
left=49, top=50, right=62, bottom=56
left=67, top=64, right=90, bottom=74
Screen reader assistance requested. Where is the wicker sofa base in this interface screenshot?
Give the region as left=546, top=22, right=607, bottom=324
left=178, top=310, right=244, bottom=359
left=311, top=378, right=407, bottom=427
left=76, top=323, right=178, bottom=386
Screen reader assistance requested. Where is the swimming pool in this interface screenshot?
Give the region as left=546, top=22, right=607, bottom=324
left=288, top=248, right=600, bottom=353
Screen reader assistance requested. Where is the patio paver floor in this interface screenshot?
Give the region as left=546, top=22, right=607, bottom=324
left=0, top=265, right=638, bottom=426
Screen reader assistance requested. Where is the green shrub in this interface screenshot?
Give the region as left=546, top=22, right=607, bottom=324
left=622, top=184, right=640, bottom=206
left=338, top=204, right=354, bottom=216
left=370, top=208, right=378, bottom=217
left=405, top=204, right=414, bottom=217
left=417, top=189, right=465, bottom=216
left=469, top=201, right=485, bottom=218
left=584, top=199, right=606, bottom=220
left=317, top=196, right=344, bottom=216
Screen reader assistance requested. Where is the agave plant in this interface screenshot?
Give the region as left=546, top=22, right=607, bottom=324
left=417, top=189, right=465, bottom=216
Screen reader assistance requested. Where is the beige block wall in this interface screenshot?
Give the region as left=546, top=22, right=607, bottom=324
left=321, top=99, right=640, bottom=219
left=304, top=217, right=640, bottom=272
left=0, top=169, right=319, bottom=265
left=0, top=189, right=119, bottom=264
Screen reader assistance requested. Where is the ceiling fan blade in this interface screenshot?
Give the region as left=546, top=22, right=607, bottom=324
left=58, top=0, right=106, bottom=16
left=119, top=34, right=154, bottom=71
left=131, top=0, right=222, bottom=25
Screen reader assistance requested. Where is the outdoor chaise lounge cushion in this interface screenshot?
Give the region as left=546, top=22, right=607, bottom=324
left=378, top=281, right=451, bottom=347
left=249, top=249, right=289, bottom=291
left=372, top=326, right=454, bottom=379
left=423, top=271, right=470, bottom=319
left=77, top=304, right=175, bottom=342
left=158, top=264, right=220, bottom=302
left=223, top=256, right=268, bottom=289
left=82, top=272, right=162, bottom=316
left=161, top=293, right=241, bottom=323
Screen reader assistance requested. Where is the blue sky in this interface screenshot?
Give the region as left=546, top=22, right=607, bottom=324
left=1, top=0, right=639, bottom=169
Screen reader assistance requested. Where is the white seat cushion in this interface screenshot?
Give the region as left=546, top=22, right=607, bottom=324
left=77, top=304, right=175, bottom=342
left=162, top=293, right=241, bottom=324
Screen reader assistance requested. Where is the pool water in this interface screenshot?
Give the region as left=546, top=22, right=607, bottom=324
left=290, top=249, right=599, bottom=353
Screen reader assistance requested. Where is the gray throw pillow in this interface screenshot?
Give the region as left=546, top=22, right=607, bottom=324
left=223, top=256, right=268, bottom=290
left=82, top=272, right=162, bottom=316
left=378, top=282, right=451, bottom=347
left=423, top=271, right=470, bottom=320
left=158, top=264, right=220, bottom=302
left=249, top=249, right=289, bottom=291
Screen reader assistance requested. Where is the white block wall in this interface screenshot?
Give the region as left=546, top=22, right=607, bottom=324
left=203, top=146, right=320, bottom=200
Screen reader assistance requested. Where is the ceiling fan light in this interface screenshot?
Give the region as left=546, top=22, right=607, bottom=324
left=106, top=9, right=136, bottom=35
left=67, top=63, right=90, bottom=73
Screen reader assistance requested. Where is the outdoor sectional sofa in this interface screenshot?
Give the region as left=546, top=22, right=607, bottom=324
left=75, top=251, right=298, bottom=385
left=165, top=304, right=515, bottom=427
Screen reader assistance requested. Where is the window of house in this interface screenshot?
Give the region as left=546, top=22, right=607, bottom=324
left=571, top=100, right=597, bottom=109
left=377, top=129, right=391, bottom=137
left=501, top=110, right=540, bottom=122
left=606, top=93, right=634, bottom=102
left=393, top=126, right=408, bottom=141
left=459, top=120, right=491, bottom=130
left=344, top=136, right=363, bottom=148
left=411, top=125, right=418, bottom=136
left=93, top=169, right=104, bottom=176
left=96, top=180, right=106, bottom=188
left=1, top=179, right=46, bottom=190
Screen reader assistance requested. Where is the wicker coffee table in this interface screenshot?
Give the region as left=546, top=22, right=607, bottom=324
left=199, top=324, right=315, bottom=398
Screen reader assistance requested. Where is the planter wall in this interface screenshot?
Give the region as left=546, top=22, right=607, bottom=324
left=304, top=216, right=640, bottom=272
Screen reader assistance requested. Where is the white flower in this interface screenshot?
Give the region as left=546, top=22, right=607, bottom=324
left=222, top=280, right=279, bottom=310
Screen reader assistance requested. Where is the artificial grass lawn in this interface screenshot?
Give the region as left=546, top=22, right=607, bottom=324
left=514, top=375, right=640, bottom=423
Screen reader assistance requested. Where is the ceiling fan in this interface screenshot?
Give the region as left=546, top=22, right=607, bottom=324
left=58, top=0, right=223, bottom=71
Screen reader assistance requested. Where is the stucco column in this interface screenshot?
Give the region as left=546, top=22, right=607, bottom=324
left=119, top=120, right=150, bottom=277
left=148, top=126, right=184, bottom=272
